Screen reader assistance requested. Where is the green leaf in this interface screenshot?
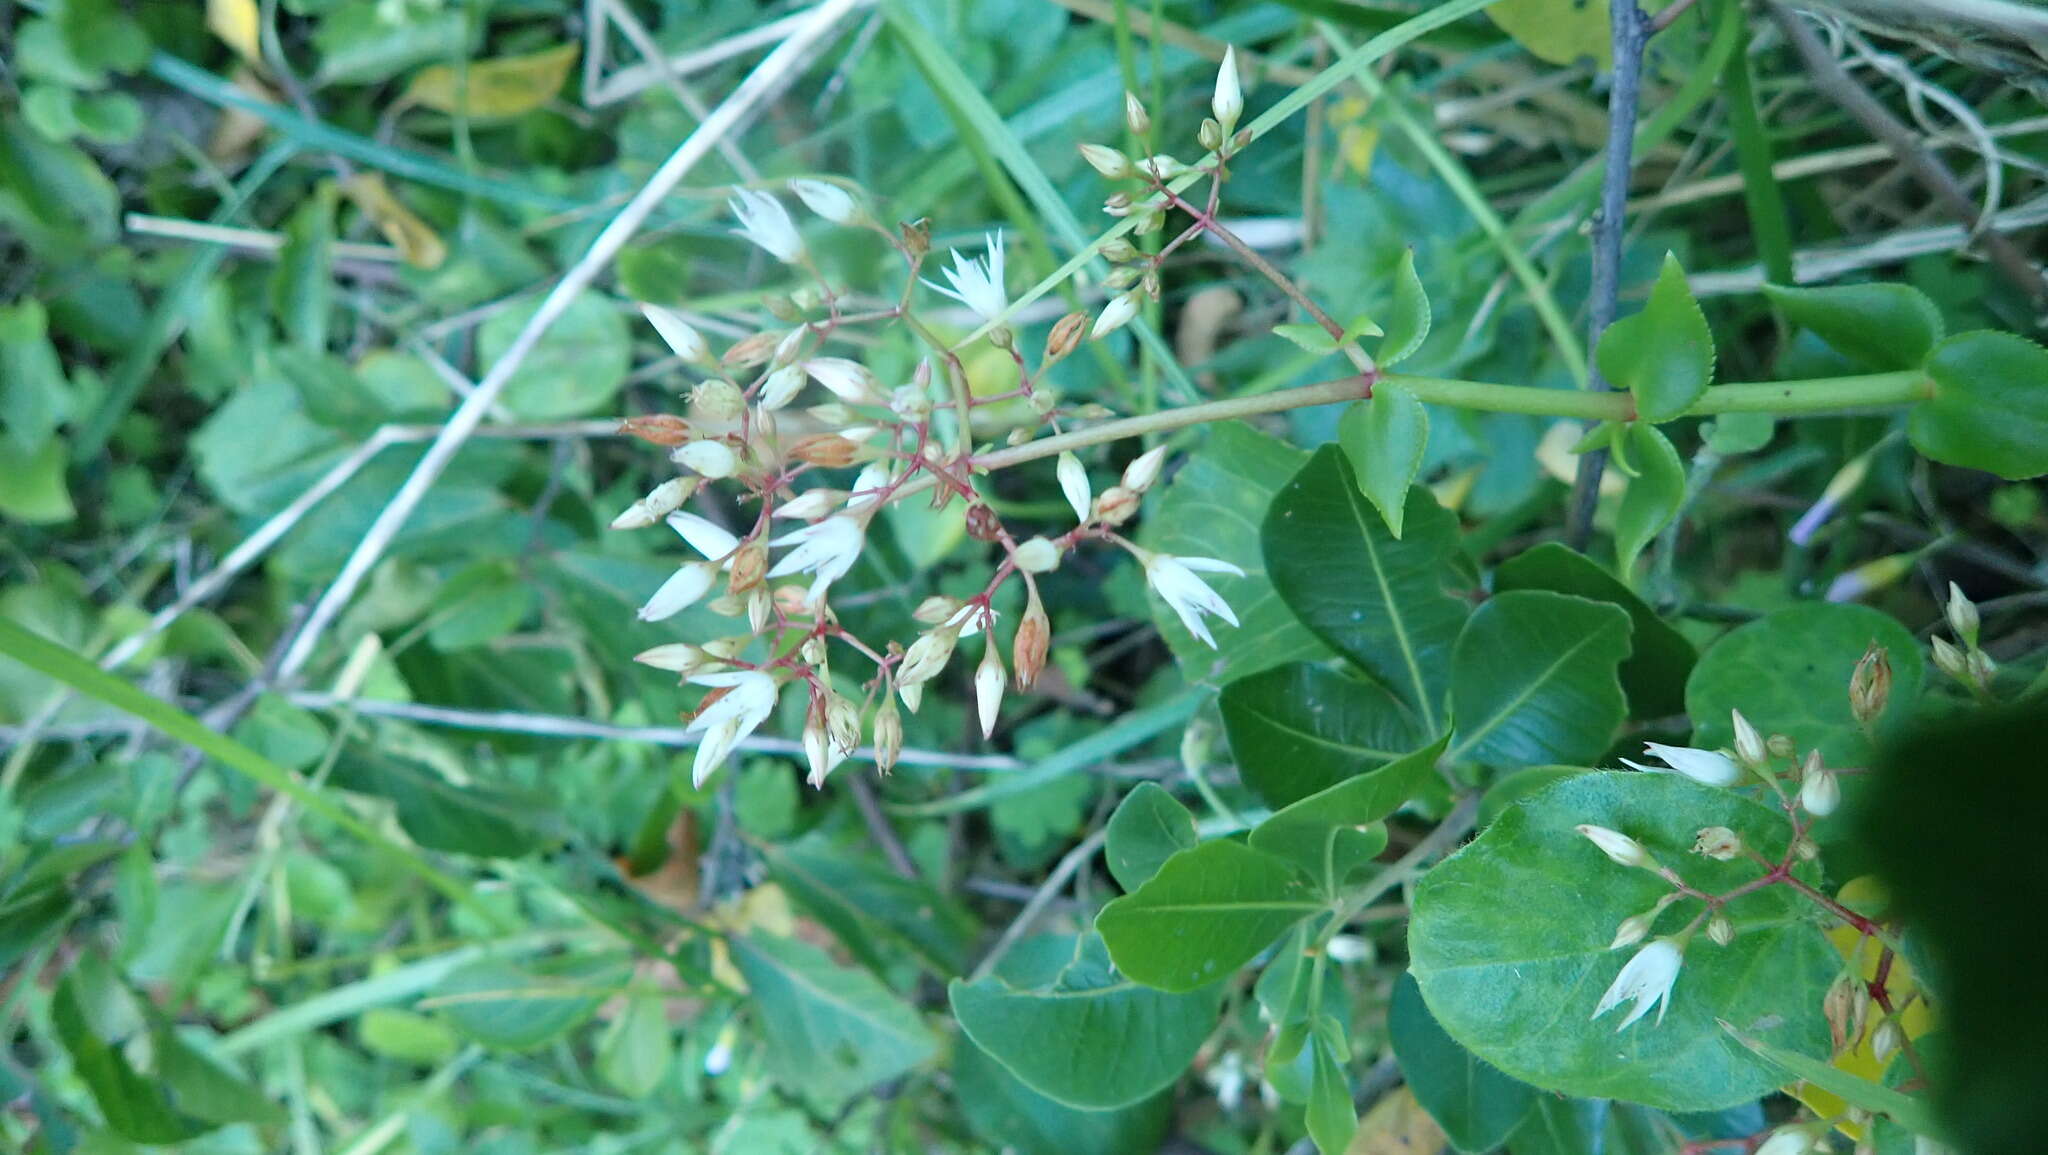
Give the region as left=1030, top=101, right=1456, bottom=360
left=153, top=1022, right=285, bottom=1127
left=0, top=438, right=75, bottom=524
left=1720, top=1022, right=1940, bottom=1136
left=1219, top=662, right=1427, bottom=808
left=1389, top=971, right=1535, bottom=1153
left=50, top=975, right=206, bottom=1143
left=1448, top=591, right=1633, bottom=767
left=358, top=1008, right=459, bottom=1065
left=1409, top=772, right=1837, bottom=1111
left=0, top=299, right=73, bottom=453
left=730, top=933, right=938, bottom=1108
left=953, top=1033, right=1173, bottom=1155
left=1104, top=783, right=1198, bottom=892
left=762, top=835, right=977, bottom=976
left=595, top=995, right=674, bottom=1098
left=1096, top=840, right=1323, bottom=992
left=427, top=562, right=538, bottom=650
left=1247, top=735, right=1445, bottom=892
left=1595, top=254, right=1714, bottom=422
left=1762, top=282, right=1942, bottom=371
left=1274, top=322, right=1341, bottom=353
left=1494, top=543, right=1696, bottom=719
left=1377, top=248, right=1431, bottom=366
left=1141, top=423, right=1337, bottom=681
left=480, top=290, right=631, bottom=419
left=331, top=751, right=546, bottom=858
left=1487, top=0, right=1613, bottom=66
left=1908, top=331, right=2048, bottom=479
left=1337, top=387, right=1429, bottom=537
left=1686, top=602, right=1925, bottom=773
left=1859, top=702, right=2048, bottom=1151
left=434, top=958, right=612, bottom=1050
left=268, top=186, right=334, bottom=354
left=950, top=934, right=1218, bottom=1109
left=1613, top=423, right=1685, bottom=575
left=1264, top=448, right=1468, bottom=728
left=1306, top=1034, right=1359, bottom=1154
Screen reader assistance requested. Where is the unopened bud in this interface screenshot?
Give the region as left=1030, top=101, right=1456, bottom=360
left=640, top=304, right=711, bottom=363
left=1800, top=761, right=1840, bottom=818
left=1965, top=647, right=1996, bottom=687
left=1124, top=91, right=1150, bottom=137
left=1103, top=192, right=1133, bottom=217
left=763, top=294, right=803, bottom=323
left=1212, top=46, right=1243, bottom=133
left=1198, top=118, right=1223, bottom=152
left=1056, top=452, right=1092, bottom=524
left=1731, top=709, right=1766, bottom=769
left=975, top=642, right=1006, bottom=738
left=673, top=439, right=739, bottom=479
left=759, top=363, right=806, bottom=410
left=635, top=643, right=710, bottom=674
left=1120, top=445, right=1169, bottom=493
left=1610, top=911, right=1656, bottom=950
left=1079, top=142, right=1133, bottom=180
left=872, top=699, right=903, bottom=773
left=1092, top=292, right=1141, bottom=340
left=789, top=177, right=863, bottom=227
left=1766, top=733, right=1797, bottom=759
left=1013, top=593, right=1050, bottom=690
left=1945, top=581, right=1980, bottom=647
left=1930, top=635, right=1968, bottom=681
left=899, top=217, right=931, bottom=260
left=1103, top=265, right=1141, bottom=290
left=1136, top=154, right=1188, bottom=181
left=913, top=595, right=963, bottom=626
left=1871, top=1018, right=1903, bottom=1064
left=1824, top=973, right=1865, bottom=1052
left=693, top=379, right=745, bottom=423
left=1693, top=826, right=1742, bottom=861
left=727, top=542, right=768, bottom=593
left=1850, top=642, right=1891, bottom=723
left=1046, top=312, right=1089, bottom=362
left=898, top=625, right=960, bottom=689
left=1100, top=238, right=1139, bottom=263
left=706, top=592, right=745, bottom=618
left=773, top=488, right=844, bottom=521
left=1793, top=836, right=1820, bottom=861
left=747, top=586, right=770, bottom=633
left=1576, top=824, right=1652, bottom=869
left=618, top=414, right=693, bottom=447
left=1092, top=485, right=1140, bottom=526
left=1013, top=536, right=1060, bottom=574
left=721, top=330, right=782, bottom=369
left=789, top=433, right=861, bottom=468
left=1707, top=913, right=1735, bottom=947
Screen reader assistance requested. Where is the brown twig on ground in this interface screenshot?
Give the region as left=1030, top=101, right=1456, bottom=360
left=1769, top=3, right=2048, bottom=301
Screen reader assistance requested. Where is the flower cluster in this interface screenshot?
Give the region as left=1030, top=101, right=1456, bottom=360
left=608, top=51, right=1257, bottom=793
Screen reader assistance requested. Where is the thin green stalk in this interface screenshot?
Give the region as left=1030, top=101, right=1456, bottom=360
left=1720, top=0, right=1796, bottom=287
left=1316, top=23, right=1590, bottom=389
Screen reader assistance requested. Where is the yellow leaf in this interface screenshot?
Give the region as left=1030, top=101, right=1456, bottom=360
left=342, top=173, right=448, bottom=270
left=1488, top=0, right=1613, bottom=68
left=207, top=0, right=262, bottom=65
left=1789, top=876, right=1936, bottom=1141
left=404, top=44, right=580, bottom=120
left=1346, top=1086, right=1447, bottom=1155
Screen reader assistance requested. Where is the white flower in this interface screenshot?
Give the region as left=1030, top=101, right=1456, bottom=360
left=1212, top=46, right=1243, bottom=131
left=667, top=511, right=740, bottom=562
left=789, top=178, right=860, bottom=226
left=1800, top=766, right=1840, bottom=817
left=1592, top=937, right=1685, bottom=1030
left=922, top=231, right=1009, bottom=323
left=685, top=670, right=780, bottom=787
left=1141, top=551, right=1245, bottom=648
left=1092, top=292, right=1140, bottom=339
left=1575, top=824, right=1652, bottom=868
left=1755, top=1127, right=1817, bottom=1155
left=844, top=463, right=894, bottom=511
left=804, top=358, right=880, bottom=403
left=756, top=364, right=805, bottom=411
left=638, top=562, right=718, bottom=622
left=639, top=304, right=709, bottom=363
left=727, top=188, right=804, bottom=263
left=974, top=642, right=1005, bottom=738
left=673, top=440, right=738, bottom=479
left=767, top=514, right=866, bottom=606
left=1622, top=741, right=1741, bottom=788
left=1056, top=452, right=1091, bottom=524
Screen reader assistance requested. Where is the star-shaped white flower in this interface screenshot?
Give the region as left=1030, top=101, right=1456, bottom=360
left=1139, top=549, right=1245, bottom=648
left=1592, top=936, right=1685, bottom=1030
left=767, top=514, right=866, bottom=607
left=922, top=231, right=1009, bottom=323
left=685, top=671, right=780, bottom=787
left=1621, top=741, right=1741, bottom=788
left=727, top=188, right=804, bottom=263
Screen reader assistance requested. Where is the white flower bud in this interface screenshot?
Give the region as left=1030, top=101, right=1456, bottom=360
left=672, top=439, right=738, bottom=479
left=759, top=363, right=806, bottom=411
left=898, top=626, right=959, bottom=689
left=1576, top=824, right=1652, bottom=869
left=1079, top=142, right=1133, bottom=179
left=1871, top=1018, right=1903, bottom=1063
left=804, top=357, right=880, bottom=403
left=772, top=489, right=845, bottom=521
left=1945, top=581, right=1980, bottom=646
left=1731, top=709, right=1766, bottom=769
left=635, top=642, right=711, bottom=674
left=1124, top=91, right=1149, bottom=136
left=1136, top=154, right=1188, bottom=181
left=640, top=304, right=710, bottom=363
left=913, top=595, right=963, bottom=626
left=638, top=562, right=718, bottom=621
left=789, top=178, right=861, bottom=226
left=1610, top=911, right=1656, bottom=950
left=1212, top=46, right=1244, bottom=133
left=693, top=379, right=745, bottom=423
left=1091, top=292, right=1140, bottom=339
left=1707, top=913, right=1734, bottom=947
left=1931, top=635, right=1968, bottom=681
left=975, top=642, right=1005, bottom=738
left=1120, top=445, right=1169, bottom=493
left=1013, top=536, right=1060, bottom=574
left=872, top=699, right=903, bottom=773
left=1800, top=764, right=1841, bottom=817
left=1056, top=452, right=1092, bottom=524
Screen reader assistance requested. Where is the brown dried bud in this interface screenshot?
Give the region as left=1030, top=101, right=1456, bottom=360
left=789, top=433, right=861, bottom=468
left=899, top=217, right=931, bottom=260
left=727, top=542, right=768, bottom=593
left=1013, top=592, right=1050, bottom=691
left=1850, top=642, right=1891, bottom=723
left=1824, top=973, right=1863, bottom=1053
left=1046, top=311, right=1089, bottom=363
left=618, top=414, right=693, bottom=447
left=772, top=584, right=811, bottom=616
left=1092, top=485, right=1140, bottom=526
left=966, top=503, right=1002, bottom=542
left=721, top=331, right=783, bottom=369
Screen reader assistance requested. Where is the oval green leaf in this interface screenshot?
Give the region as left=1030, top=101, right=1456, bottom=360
left=1448, top=591, right=1632, bottom=768
left=1595, top=253, right=1714, bottom=423
left=1389, top=971, right=1536, bottom=1153
left=1908, top=331, right=2048, bottom=479
left=1762, top=282, right=1942, bottom=371
left=1105, top=782, right=1198, bottom=892
left=1096, top=839, right=1323, bottom=993
left=1220, top=662, right=1427, bottom=808
left=1337, top=386, right=1429, bottom=538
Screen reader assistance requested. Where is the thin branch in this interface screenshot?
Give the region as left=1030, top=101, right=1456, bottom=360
left=1768, top=3, right=2048, bottom=301
left=273, top=0, right=863, bottom=683
left=1566, top=0, right=1651, bottom=550
left=594, top=0, right=762, bottom=182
